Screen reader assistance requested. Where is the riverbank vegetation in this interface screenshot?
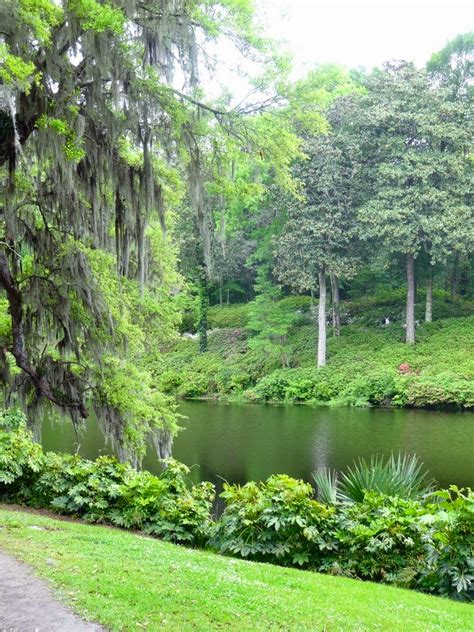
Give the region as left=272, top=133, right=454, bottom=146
left=153, top=296, right=474, bottom=408
left=1, top=409, right=473, bottom=602
left=2, top=507, right=473, bottom=631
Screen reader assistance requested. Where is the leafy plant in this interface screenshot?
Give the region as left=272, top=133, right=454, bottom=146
left=334, top=492, right=430, bottom=587
left=212, top=475, right=337, bottom=567
left=420, top=486, right=474, bottom=601
left=313, top=453, right=434, bottom=503
left=0, top=409, right=44, bottom=493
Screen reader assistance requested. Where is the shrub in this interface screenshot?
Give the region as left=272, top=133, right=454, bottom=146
left=31, top=452, right=132, bottom=520
left=215, top=367, right=252, bottom=394
left=420, top=487, right=474, bottom=601
left=207, top=304, right=249, bottom=329
left=212, top=475, right=337, bottom=567
left=109, top=460, right=215, bottom=545
left=313, top=454, right=433, bottom=504
left=338, top=371, right=400, bottom=406
left=403, top=375, right=474, bottom=409
left=0, top=419, right=215, bottom=546
left=334, top=493, right=430, bottom=587
left=158, top=369, right=184, bottom=393
left=248, top=368, right=339, bottom=403
left=0, top=409, right=44, bottom=495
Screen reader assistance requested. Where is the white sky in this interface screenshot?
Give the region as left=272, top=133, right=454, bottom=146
left=256, top=0, right=473, bottom=74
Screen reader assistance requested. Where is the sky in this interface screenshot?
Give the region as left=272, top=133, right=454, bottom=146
left=256, top=0, right=473, bottom=74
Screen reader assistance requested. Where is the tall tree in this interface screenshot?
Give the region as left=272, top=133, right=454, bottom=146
left=275, top=133, right=361, bottom=367
left=0, top=0, right=273, bottom=458
left=352, top=63, right=473, bottom=343
left=427, top=32, right=474, bottom=99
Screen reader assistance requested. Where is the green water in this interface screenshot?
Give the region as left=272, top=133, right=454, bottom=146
left=40, top=401, right=474, bottom=490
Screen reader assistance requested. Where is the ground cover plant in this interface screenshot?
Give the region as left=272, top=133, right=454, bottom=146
left=152, top=294, right=474, bottom=410
left=1, top=409, right=473, bottom=602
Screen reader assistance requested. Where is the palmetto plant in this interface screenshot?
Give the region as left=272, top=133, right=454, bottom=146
left=312, top=453, right=434, bottom=504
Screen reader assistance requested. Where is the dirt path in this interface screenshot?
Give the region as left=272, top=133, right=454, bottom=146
left=0, top=551, right=104, bottom=632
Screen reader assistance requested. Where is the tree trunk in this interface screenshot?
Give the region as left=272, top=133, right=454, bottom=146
left=425, top=272, right=433, bottom=323
left=219, top=282, right=223, bottom=307
left=450, top=256, right=458, bottom=298
left=330, top=273, right=340, bottom=337
left=406, top=253, right=416, bottom=344
left=226, top=288, right=230, bottom=306
left=317, top=269, right=327, bottom=367
left=198, top=274, right=209, bottom=353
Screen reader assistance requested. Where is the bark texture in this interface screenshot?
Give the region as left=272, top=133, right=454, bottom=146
left=425, top=272, right=433, bottom=323
left=406, top=253, right=416, bottom=344
left=317, top=269, right=327, bottom=367
left=330, top=273, right=341, bottom=337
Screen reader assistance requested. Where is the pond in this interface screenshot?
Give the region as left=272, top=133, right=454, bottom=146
left=40, top=401, right=474, bottom=491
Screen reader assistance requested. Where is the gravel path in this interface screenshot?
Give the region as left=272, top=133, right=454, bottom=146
left=0, top=551, right=104, bottom=632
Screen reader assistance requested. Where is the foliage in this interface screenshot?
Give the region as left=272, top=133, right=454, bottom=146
left=212, top=475, right=337, bottom=567
left=212, top=473, right=473, bottom=599
left=333, top=493, right=430, bottom=587
left=0, top=0, right=295, bottom=460
left=154, top=297, right=474, bottom=410
left=313, top=454, right=433, bottom=504
left=420, top=486, right=474, bottom=600
left=0, top=409, right=43, bottom=488
left=1, top=420, right=473, bottom=600
left=208, top=303, right=249, bottom=329
left=0, top=421, right=214, bottom=546
left=246, top=268, right=297, bottom=368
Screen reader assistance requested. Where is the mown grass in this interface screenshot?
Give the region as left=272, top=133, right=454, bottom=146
left=0, top=506, right=473, bottom=631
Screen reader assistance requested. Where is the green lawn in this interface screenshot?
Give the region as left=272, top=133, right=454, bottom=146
left=0, top=506, right=473, bottom=631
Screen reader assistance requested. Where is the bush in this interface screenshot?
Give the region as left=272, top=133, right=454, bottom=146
left=313, top=454, right=434, bottom=504
left=0, top=421, right=214, bottom=546
left=403, top=375, right=474, bottom=409
left=212, top=475, right=337, bottom=567
left=0, top=409, right=43, bottom=495
left=420, top=487, right=474, bottom=601
left=334, top=493, right=430, bottom=587
left=207, top=304, right=249, bottom=329
left=247, top=368, right=338, bottom=403
left=337, top=371, right=400, bottom=406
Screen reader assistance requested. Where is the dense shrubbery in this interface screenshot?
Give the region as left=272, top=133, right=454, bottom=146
left=0, top=410, right=214, bottom=546
left=213, top=477, right=473, bottom=600
left=1, top=410, right=473, bottom=600
left=207, top=304, right=249, bottom=329
left=153, top=299, right=474, bottom=409
left=212, top=476, right=338, bottom=566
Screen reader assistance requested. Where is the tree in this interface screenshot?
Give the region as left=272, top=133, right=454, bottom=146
left=247, top=267, right=296, bottom=368
left=351, top=63, right=473, bottom=343
left=427, top=32, right=474, bottom=99
left=0, top=0, right=273, bottom=458
left=275, top=132, right=361, bottom=367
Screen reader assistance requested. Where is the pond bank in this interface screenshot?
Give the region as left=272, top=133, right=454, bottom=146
left=153, top=315, right=474, bottom=410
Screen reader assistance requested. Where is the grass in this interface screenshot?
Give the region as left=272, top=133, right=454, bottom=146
left=1, top=505, right=473, bottom=631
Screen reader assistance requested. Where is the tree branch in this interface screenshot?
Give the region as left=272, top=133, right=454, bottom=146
left=0, top=250, right=88, bottom=418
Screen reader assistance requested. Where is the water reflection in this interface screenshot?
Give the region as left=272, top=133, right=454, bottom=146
left=40, top=401, right=474, bottom=493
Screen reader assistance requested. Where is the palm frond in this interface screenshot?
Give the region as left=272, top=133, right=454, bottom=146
left=312, top=467, right=339, bottom=504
